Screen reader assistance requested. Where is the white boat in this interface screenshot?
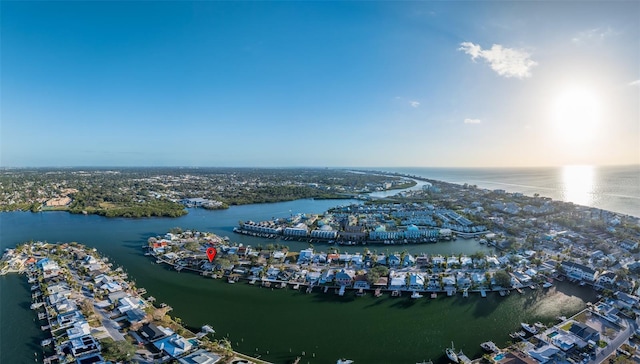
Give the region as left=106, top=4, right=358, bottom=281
left=534, top=322, right=546, bottom=329
left=411, top=291, right=423, bottom=299
left=446, top=342, right=459, bottom=363
left=521, top=323, right=538, bottom=334
left=480, top=341, right=499, bottom=353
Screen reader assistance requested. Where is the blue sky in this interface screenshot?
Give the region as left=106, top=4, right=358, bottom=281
left=2, top=1, right=638, bottom=167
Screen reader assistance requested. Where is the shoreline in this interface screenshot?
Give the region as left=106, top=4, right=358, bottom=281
left=3, top=242, right=274, bottom=364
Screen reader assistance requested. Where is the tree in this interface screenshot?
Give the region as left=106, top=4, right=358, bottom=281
left=100, top=338, right=136, bottom=362
left=184, top=241, right=199, bottom=252
left=494, top=270, right=511, bottom=288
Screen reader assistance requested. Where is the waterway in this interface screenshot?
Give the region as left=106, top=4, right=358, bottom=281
left=0, top=198, right=597, bottom=364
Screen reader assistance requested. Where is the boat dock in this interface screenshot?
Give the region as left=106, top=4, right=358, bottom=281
left=458, top=351, right=472, bottom=364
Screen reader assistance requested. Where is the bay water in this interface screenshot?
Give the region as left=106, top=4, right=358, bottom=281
left=6, top=165, right=636, bottom=363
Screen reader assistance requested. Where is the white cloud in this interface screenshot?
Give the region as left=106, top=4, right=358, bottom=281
left=410, top=101, right=420, bottom=108
left=629, top=80, right=640, bottom=87
left=464, top=118, right=482, bottom=124
left=572, top=27, right=619, bottom=45
left=459, top=42, right=537, bottom=79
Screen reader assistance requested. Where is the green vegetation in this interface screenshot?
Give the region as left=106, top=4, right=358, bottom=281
left=100, top=337, right=136, bottom=362
left=367, top=265, right=389, bottom=285
left=0, top=167, right=412, bottom=218
left=560, top=322, right=573, bottom=331
left=493, top=270, right=511, bottom=287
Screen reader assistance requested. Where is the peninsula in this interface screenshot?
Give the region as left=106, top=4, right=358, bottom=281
left=1, top=241, right=270, bottom=364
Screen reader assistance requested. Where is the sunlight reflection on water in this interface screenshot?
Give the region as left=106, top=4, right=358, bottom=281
left=562, top=165, right=595, bottom=206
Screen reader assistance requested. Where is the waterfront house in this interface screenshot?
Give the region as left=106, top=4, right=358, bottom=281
left=335, top=269, right=356, bottom=286
left=37, top=257, right=61, bottom=278
left=595, top=271, right=616, bottom=289
left=402, top=254, right=415, bottom=267
left=486, top=256, right=500, bottom=267
left=69, top=335, right=101, bottom=358
left=298, top=248, right=314, bottom=264
left=153, top=334, right=193, bottom=358
left=178, top=349, right=222, bottom=364
left=415, top=254, right=430, bottom=268
left=47, top=282, right=71, bottom=296
left=561, top=261, right=597, bottom=282
left=350, top=254, right=364, bottom=267
left=57, top=310, right=84, bottom=327
left=265, top=267, right=280, bottom=280
left=447, top=256, right=459, bottom=267
left=527, top=344, right=561, bottom=364
left=325, top=253, right=339, bottom=263
left=353, top=276, right=370, bottom=290
left=150, top=240, right=169, bottom=253
left=373, top=276, right=388, bottom=288
left=117, top=296, right=143, bottom=313
left=387, top=254, right=401, bottom=267
left=338, top=253, right=353, bottom=263
left=249, top=267, right=263, bottom=278
left=408, top=273, right=425, bottom=290
left=455, top=272, right=471, bottom=288
left=388, top=271, right=406, bottom=290
left=67, top=320, right=91, bottom=340
left=107, top=290, right=127, bottom=303
left=125, top=307, right=147, bottom=324
left=139, top=323, right=167, bottom=342
left=512, top=271, right=532, bottom=284
left=319, top=269, right=336, bottom=284
left=441, top=274, right=456, bottom=287
left=471, top=272, right=486, bottom=285
left=306, top=271, right=321, bottom=284
left=459, top=256, right=472, bottom=267
left=596, top=303, right=622, bottom=324
left=569, top=322, right=600, bottom=343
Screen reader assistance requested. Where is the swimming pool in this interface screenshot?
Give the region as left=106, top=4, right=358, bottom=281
left=494, top=353, right=506, bottom=361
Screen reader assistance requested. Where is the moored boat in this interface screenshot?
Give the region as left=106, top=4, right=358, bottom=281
left=446, top=342, right=459, bottom=363
left=521, top=322, right=538, bottom=334
left=480, top=341, right=499, bottom=353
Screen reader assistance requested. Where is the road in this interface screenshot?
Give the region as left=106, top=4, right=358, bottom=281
left=95, top=306, right=126, bottom=341
left=590, top=317, right=636, bottom=364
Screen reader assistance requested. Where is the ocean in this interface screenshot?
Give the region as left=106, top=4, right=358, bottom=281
left=380, top=165, right=640, bottom=218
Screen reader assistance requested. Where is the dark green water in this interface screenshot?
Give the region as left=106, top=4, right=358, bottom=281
left=0, top=201, right=597, bottom=363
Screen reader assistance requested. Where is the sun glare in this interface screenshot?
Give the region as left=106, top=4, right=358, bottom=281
left=551, top=86, right=602, bottom=144
left=561, top=165, right=595, bottom=206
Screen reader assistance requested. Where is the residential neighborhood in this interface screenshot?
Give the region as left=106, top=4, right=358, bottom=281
left=1, top=242, right=265, bottom=364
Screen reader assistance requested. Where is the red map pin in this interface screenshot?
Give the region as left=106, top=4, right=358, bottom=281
left=206, top=247, right=217, bottom=262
